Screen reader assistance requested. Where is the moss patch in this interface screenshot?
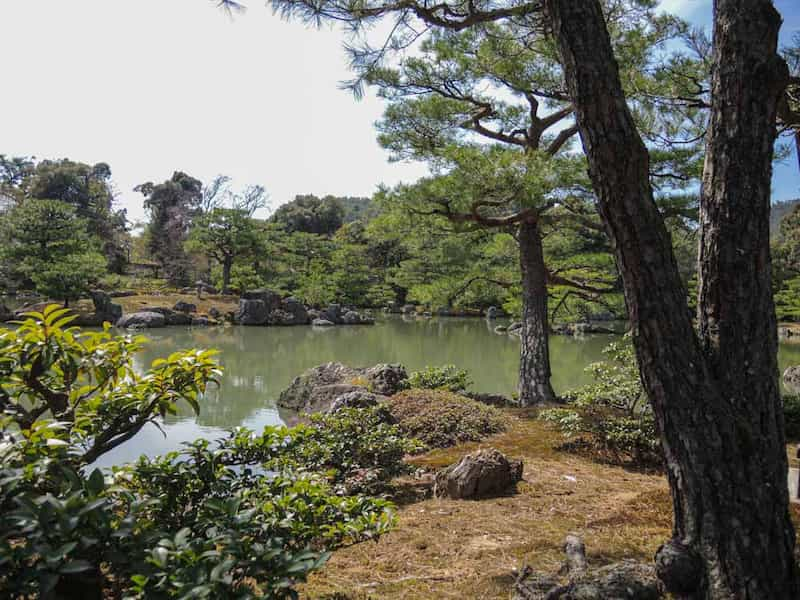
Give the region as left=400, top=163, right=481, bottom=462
left=388, top=390, right=508, bottom=450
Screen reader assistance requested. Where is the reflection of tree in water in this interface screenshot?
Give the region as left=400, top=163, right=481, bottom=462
left=132, top=318, right=617, bottom=428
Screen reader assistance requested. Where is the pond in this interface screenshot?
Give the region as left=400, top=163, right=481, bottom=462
left=89, top=315, right=800, bottom=467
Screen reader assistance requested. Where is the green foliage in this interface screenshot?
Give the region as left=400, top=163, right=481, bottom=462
left=136, top=171, right=203, bottom=285
left=271, top=194, right=345, bottom=235
left=0, top=308, right=397, bottom=598
left=2, top=158, right=129, bottom=272
left=388, top=390, right=506, bottom=450
left=784, top=395, right=800, bottom=441
left=186, top=207, right=261, bottom=293
left=0, top=199, right=108, bottom=304
left=540, top=339, right=661, bottom=466
left=404, top=364, right=472, bottom=393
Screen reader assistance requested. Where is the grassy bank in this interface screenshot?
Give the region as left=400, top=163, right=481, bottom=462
left=300, top=412, right=800, bottom=600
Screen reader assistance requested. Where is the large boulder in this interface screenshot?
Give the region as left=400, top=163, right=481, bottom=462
left=328, top=390, right=383, bottom=413
left=147, top=307, right=193, bottom=326
left=278, top=362, right=361, bottom=412
left=320, top=303, right=343, bottom=324
left=237, top=299, right=269, bottom=325
left=270, top=297, right=309, bottom=325
left=784, top=366, right=800, bottom=394
left=312, top=318, right=335, bottom=327
left=241, top=289, right=282, bottom=312
left=402, top=304, right=416, bottom=315
left=58, top=291, right=123, bottom=327
left=278, top=362, right=408, bottom=414
left=486, top=306, right=499, bottom=319
left=364, top=363, right=408, bottom=395
left=173, top=301, right=197, bottom=313
left=433, top=448, right=523, bottom=499
left=117, top=311, right=166, bottom=329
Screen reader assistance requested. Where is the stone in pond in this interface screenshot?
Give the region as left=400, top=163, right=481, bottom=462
left=117, top=311, right=166, bottom=329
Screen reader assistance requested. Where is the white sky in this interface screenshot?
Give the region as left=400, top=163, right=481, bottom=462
left=1, top=0, right=798, bottom=225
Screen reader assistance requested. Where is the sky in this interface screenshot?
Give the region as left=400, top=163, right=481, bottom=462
left=1, top=0, right=799, bottom=224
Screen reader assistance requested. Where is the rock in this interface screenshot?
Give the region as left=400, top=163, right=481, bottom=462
left=90, top=290, right=123, bottom=321
left=278, top=362, right=408, bottom=414
left=307, top=308, right=321, bottom=320
left=0, top=303, right=12, bottom=322
left=208, top=307, right=221, bottom=319
left=191, top=316, right=212, bottom=326
left=173, top=301, right=197, bottom=313
left=312, top=318, right=335, bottom=326
left=272, top=297, right=309, bottom=325
left=107, top=290, right=137, bottom=298
left=364, top=363, right=408, bottom=395
left=464, top=392, right=515, bottom=407
left=116, top=311, right=166, bottom=329
left=402, top=304, right=416, bottom=315
left=486, top=306, right=499, bottom=319
left=385, top=301, right=402, bottom=314
left=784, top=366, right=800, bottom=394
left=513, top=562, right=661, bottom=600
left=320, top=303, right=343, bottom=324
left=278, top=362, right=361, bottom=412
left=236, top=299, right=269, bottom=325
left=328, top=390, right=383, bottom=413
left=513, top=535, right=662, bottom=600
left=494, top=325, right=508, bottom=334
left=195, top=281, right=218, bottom=295
left=342, top=310, right=375, bottom=325
left=241, top=289, right=282, bottom=311
left=433, top=448, right=523, bottom=499
left=147, top=307, right=193, bottom=326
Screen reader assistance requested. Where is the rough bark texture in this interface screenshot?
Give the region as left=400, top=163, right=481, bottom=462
left=221, top=256, right=232, bottom=295
left=544, top=0, right=798, bottom=597
left=518, top=219, right=557, bottom=405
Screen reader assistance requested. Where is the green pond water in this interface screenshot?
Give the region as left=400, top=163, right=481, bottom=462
left=86, top=315, right=800, bottom=467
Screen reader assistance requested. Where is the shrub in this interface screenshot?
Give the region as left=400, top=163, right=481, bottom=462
left=388, top=389, right=506, bottom=449
left=784, top=395, right=800, bottom=440
left=404, top=364, right=472, bottom=393
left=0, top=306, right=396, bottom=598
left=540, top=338, right=661, bottom=466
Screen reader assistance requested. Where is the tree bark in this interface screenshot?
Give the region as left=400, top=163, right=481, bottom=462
left=544, top=0, right=798, bottom=597
left=518, top=219, right=557, bottom=405
left=221, top=256, right=232, bottom=295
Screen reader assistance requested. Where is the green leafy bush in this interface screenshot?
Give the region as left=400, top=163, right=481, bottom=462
left=784, top=395, right=800, bottom=440
left=388, top=389, right=506, bottom=449
left=404, top=364, right=472, bottom=393
left=0, top=306, right=397, bottom=598
left=540, top=338, right=661, bottom=466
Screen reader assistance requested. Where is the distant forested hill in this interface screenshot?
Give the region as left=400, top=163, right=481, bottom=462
left=772, top=198, right=800, bottom=238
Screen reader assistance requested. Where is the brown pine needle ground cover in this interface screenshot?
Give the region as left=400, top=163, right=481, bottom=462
left=73, top=293, right=239, bottom=319
left=301, top=412, right=800, bottom=600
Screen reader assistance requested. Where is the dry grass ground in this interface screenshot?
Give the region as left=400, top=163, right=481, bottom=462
left=73, top=293, right=239, bottom=318
left=300, top=415, right=671, bottom=599
left=301, top=413, right=800, bottom=600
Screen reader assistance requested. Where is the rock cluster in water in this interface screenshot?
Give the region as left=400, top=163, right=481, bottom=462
left=277, top=361, right=407, bottom=416
left=237, top=291, right=374, bottom=327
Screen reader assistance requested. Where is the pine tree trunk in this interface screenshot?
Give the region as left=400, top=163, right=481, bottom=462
left=518, top=219, right=556, bottom=406
left=544, top=0, right=798, bottom=597
left=221, top=257, right=232, bottom=295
